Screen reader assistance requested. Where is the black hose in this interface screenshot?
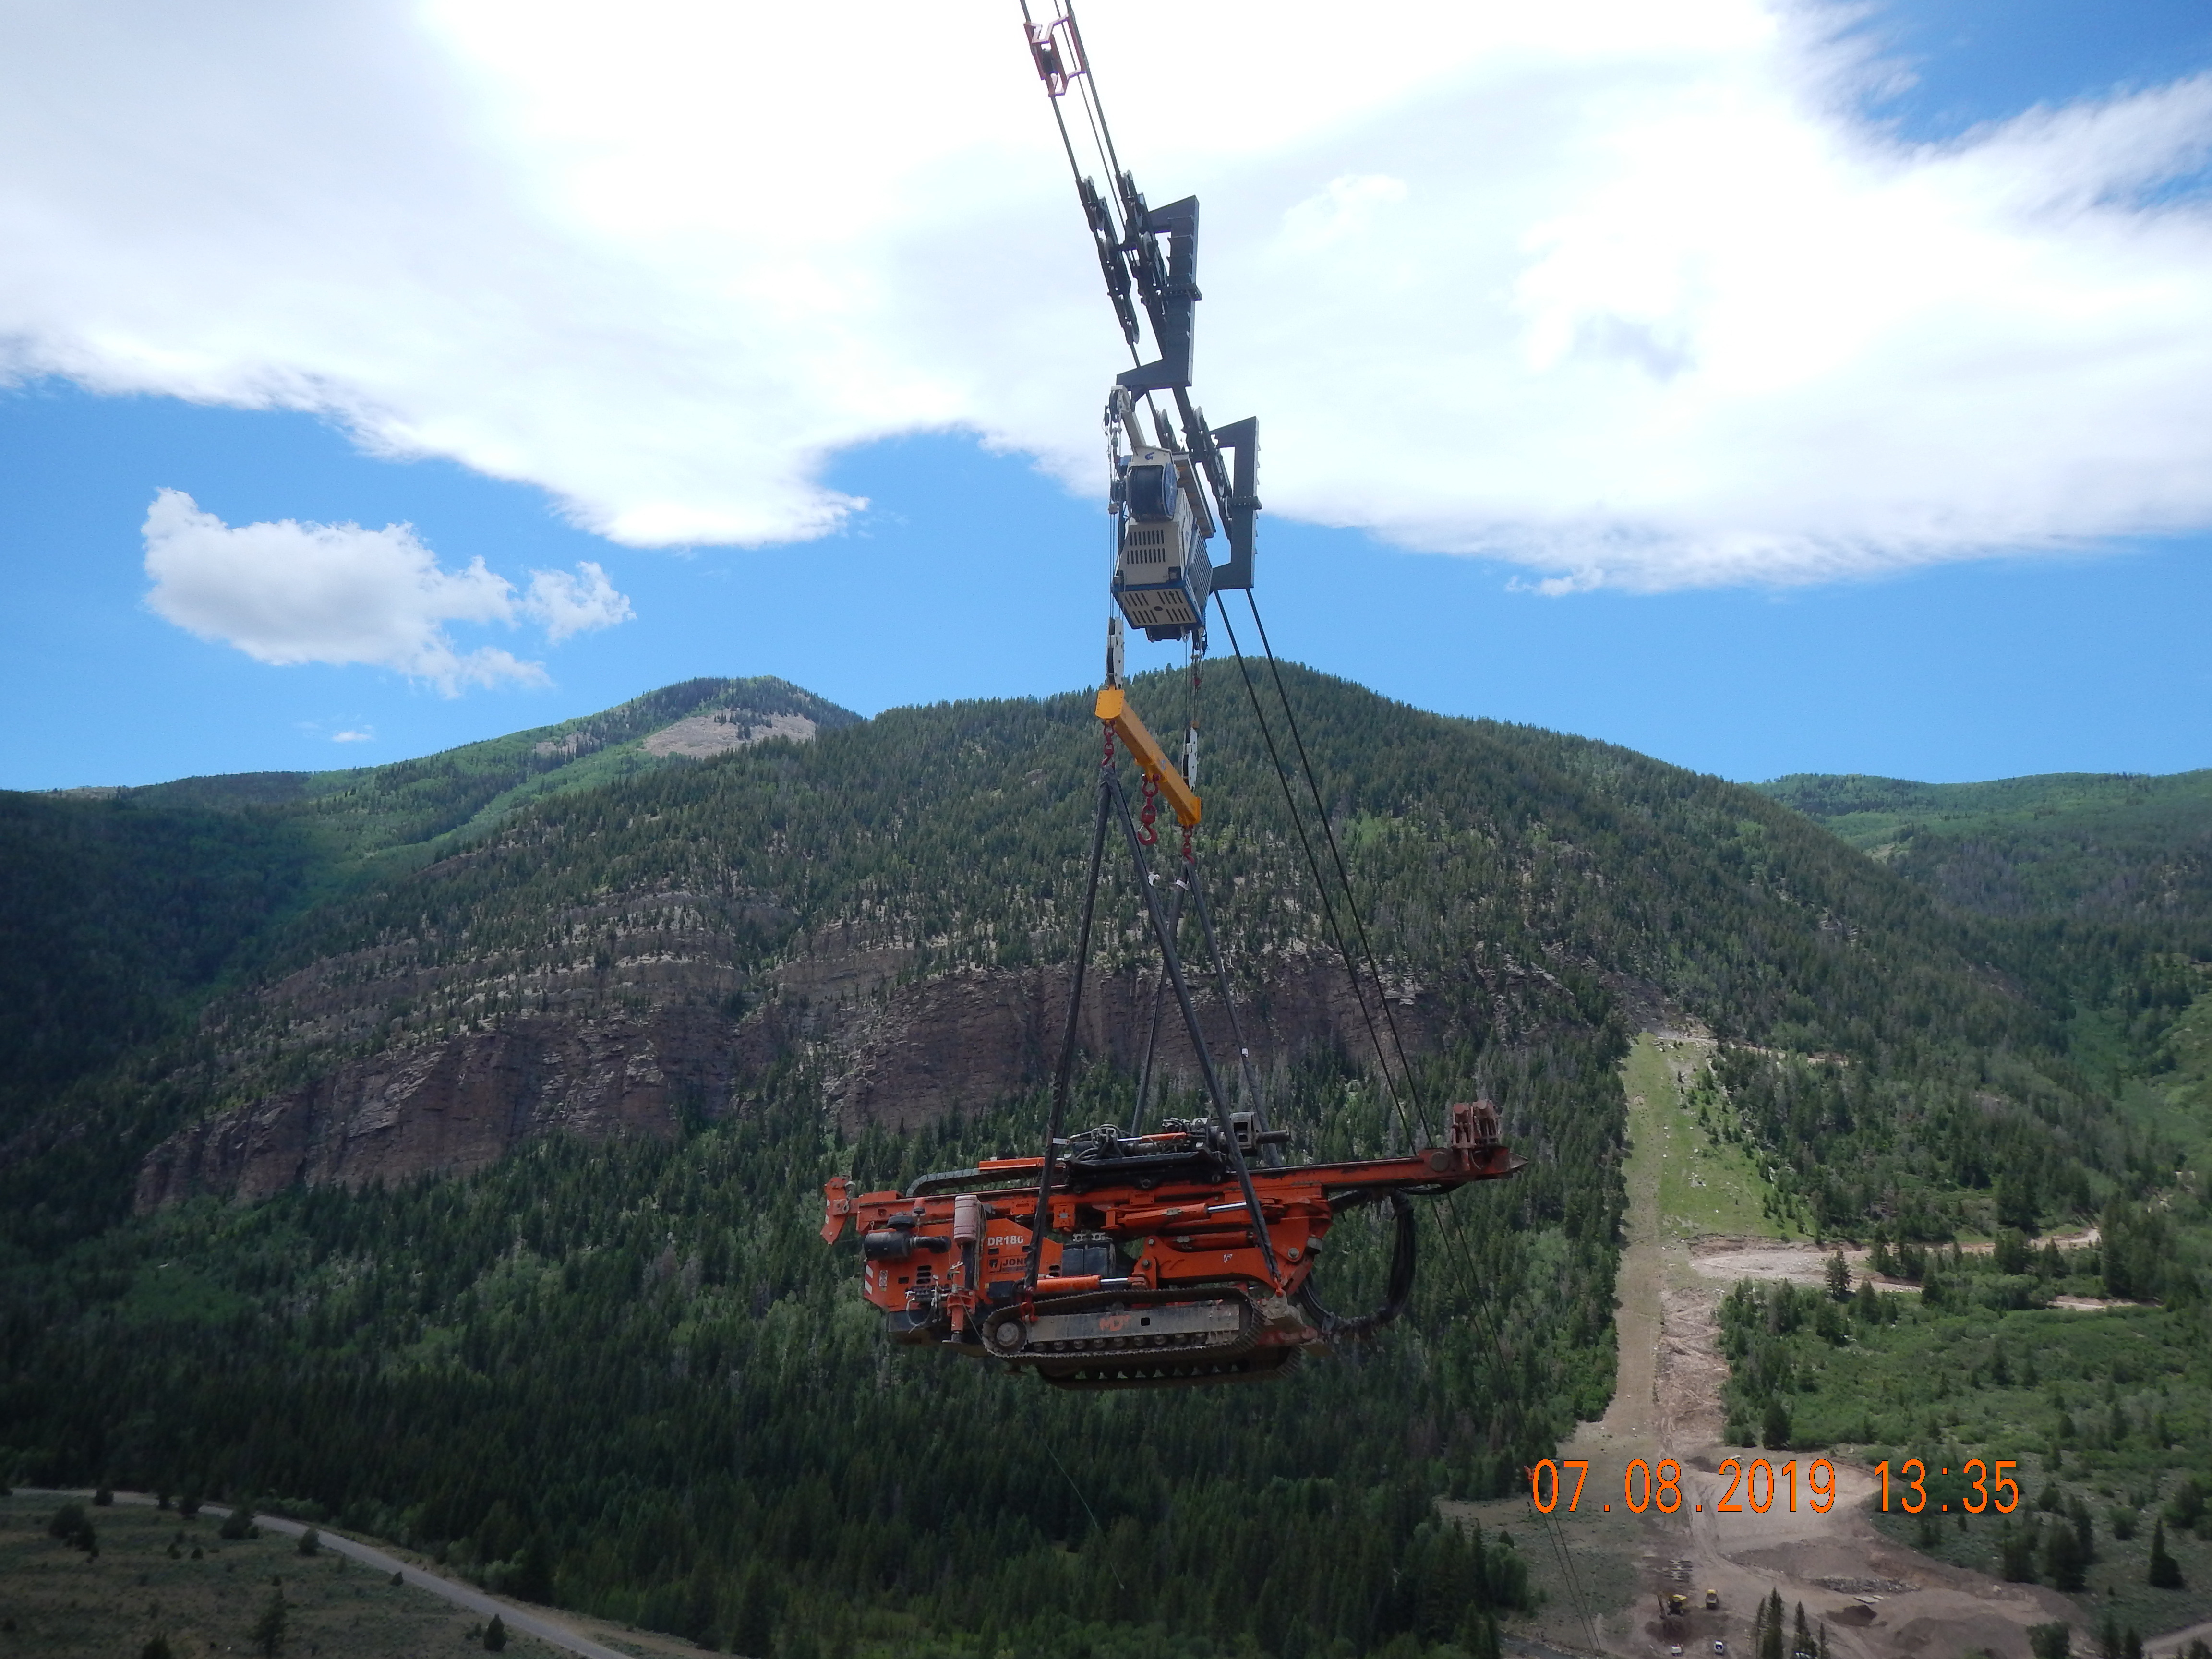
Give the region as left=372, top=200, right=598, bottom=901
left=1294, top=1194, right=1417, bottom=1342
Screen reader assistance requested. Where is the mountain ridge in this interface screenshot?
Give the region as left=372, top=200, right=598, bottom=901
left=63, top=666, right=2120, bottom=1236
left=1755, top=765, right=2212, bottom=930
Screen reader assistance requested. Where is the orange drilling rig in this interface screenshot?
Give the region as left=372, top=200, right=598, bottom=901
left=825, top=1099, right=1520, bottom=1390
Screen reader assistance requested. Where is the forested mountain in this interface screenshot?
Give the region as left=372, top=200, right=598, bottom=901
left=0, top=676, right=854, bottom=1237
left=1757, top=768, right=2212, bottom=933
left=1753, top=765, right=2212, bottom=1232
left=2, top=670, right=2200, bottom=1658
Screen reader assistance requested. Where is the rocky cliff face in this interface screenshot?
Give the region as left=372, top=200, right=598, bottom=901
left=134, top=1010, right=717, bottom=1208
left=133, top=914, right=1475, bottom=1210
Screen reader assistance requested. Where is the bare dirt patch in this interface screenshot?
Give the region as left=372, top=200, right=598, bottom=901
left=641, top=710, right=817, bottom=758
left=1656, top=1284, right=1727, bottom=1449
left=1688, top=1237, right=2130, bottom=1310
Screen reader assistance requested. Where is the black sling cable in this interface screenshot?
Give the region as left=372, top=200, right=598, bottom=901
left=1106, top=771, right=1280, bottom=1286
left=1213, top=597, right=1424, bottom=1159
left=1186, top=858, right=1280, bottom=1167
left=1244, top=590, right=1439, bottom=1144
left=1128, top=884, right=1183, bottom=1137
left=1023, top=770, right=1116, bottom=1293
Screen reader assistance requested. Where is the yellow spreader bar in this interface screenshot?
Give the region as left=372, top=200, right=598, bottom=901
left=1094, top=686, right=1201, bottom=828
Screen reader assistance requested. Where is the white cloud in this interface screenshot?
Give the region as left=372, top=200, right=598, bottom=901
left=11, top=2, right=2212, bottom=588
left=332, top=728, right=374, bottom=743
left=523, top=561, right=632, bottom=641
left=140, top=490, right=630, bottom=693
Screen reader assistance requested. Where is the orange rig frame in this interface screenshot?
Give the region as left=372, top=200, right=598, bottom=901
left=823, top=1099, right=1522, bottom=1390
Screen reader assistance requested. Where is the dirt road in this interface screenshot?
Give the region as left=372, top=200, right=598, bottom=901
left=28, top=1490, right=635, bottom=1659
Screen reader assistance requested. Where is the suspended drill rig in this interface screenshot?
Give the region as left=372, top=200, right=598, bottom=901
left=819, top=1, right=1523, bottom=1391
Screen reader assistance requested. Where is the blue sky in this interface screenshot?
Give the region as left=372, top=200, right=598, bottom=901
left=3, top=0, right=2210, bottom=791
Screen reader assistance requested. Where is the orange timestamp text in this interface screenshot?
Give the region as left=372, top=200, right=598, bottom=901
left=1529, top=1457, right=1839, bottom=1515
left=1874, top=1458, right=2021, bottom=1515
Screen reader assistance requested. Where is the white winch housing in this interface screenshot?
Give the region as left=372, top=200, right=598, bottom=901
left=1113, top=446, right=1209, bottom=637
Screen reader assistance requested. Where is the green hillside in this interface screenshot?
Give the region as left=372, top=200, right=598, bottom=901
left=17, top=666, right=2135, bottom=1250
left=2, top=672, right=2205, bottom=1659
left=0, top=677, right=853, bottom=1131
left=1756, top=768, right=2212, bottom=930
left=131, top=673, right=859, bottom=862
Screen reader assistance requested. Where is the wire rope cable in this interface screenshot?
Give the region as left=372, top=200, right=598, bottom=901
left=1243, top=589, right=1437, bottom=1144
left=1213, top=596, right=1422, bottom=1157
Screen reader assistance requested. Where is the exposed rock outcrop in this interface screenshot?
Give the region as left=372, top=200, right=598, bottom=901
left=133, top=1009, right=737, bottom=1209
left=642, top=709, right=817, bottom=758
left=132, top=922, right=1486, bottom=1210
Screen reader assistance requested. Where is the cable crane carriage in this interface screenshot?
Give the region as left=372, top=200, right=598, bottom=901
left=822, top=1, right=1522, bottom=1390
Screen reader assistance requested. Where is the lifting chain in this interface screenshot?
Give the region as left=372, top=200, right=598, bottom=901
left=1137, top=770, right=1159, bottom=844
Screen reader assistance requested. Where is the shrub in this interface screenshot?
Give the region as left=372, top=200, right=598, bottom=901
left=297, top=1528, right=320, bottom=1558
left=219, top=1505, right=255, bottom=1541
left=2168, top=1478, right=2206, bottom=1531
left=92, top=1486, right=113, bottom=1507
left=484, top=1614, right=507, bottom=1652
left=46, top=1503, right=97, bottom=1557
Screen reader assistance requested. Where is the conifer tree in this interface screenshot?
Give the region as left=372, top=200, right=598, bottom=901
left=2148, top=1518, right=2184, bottom=1589
left=2043, top=1519, right=2088, bottom=1592
left=251, top=1588, right=287, bottom=1659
